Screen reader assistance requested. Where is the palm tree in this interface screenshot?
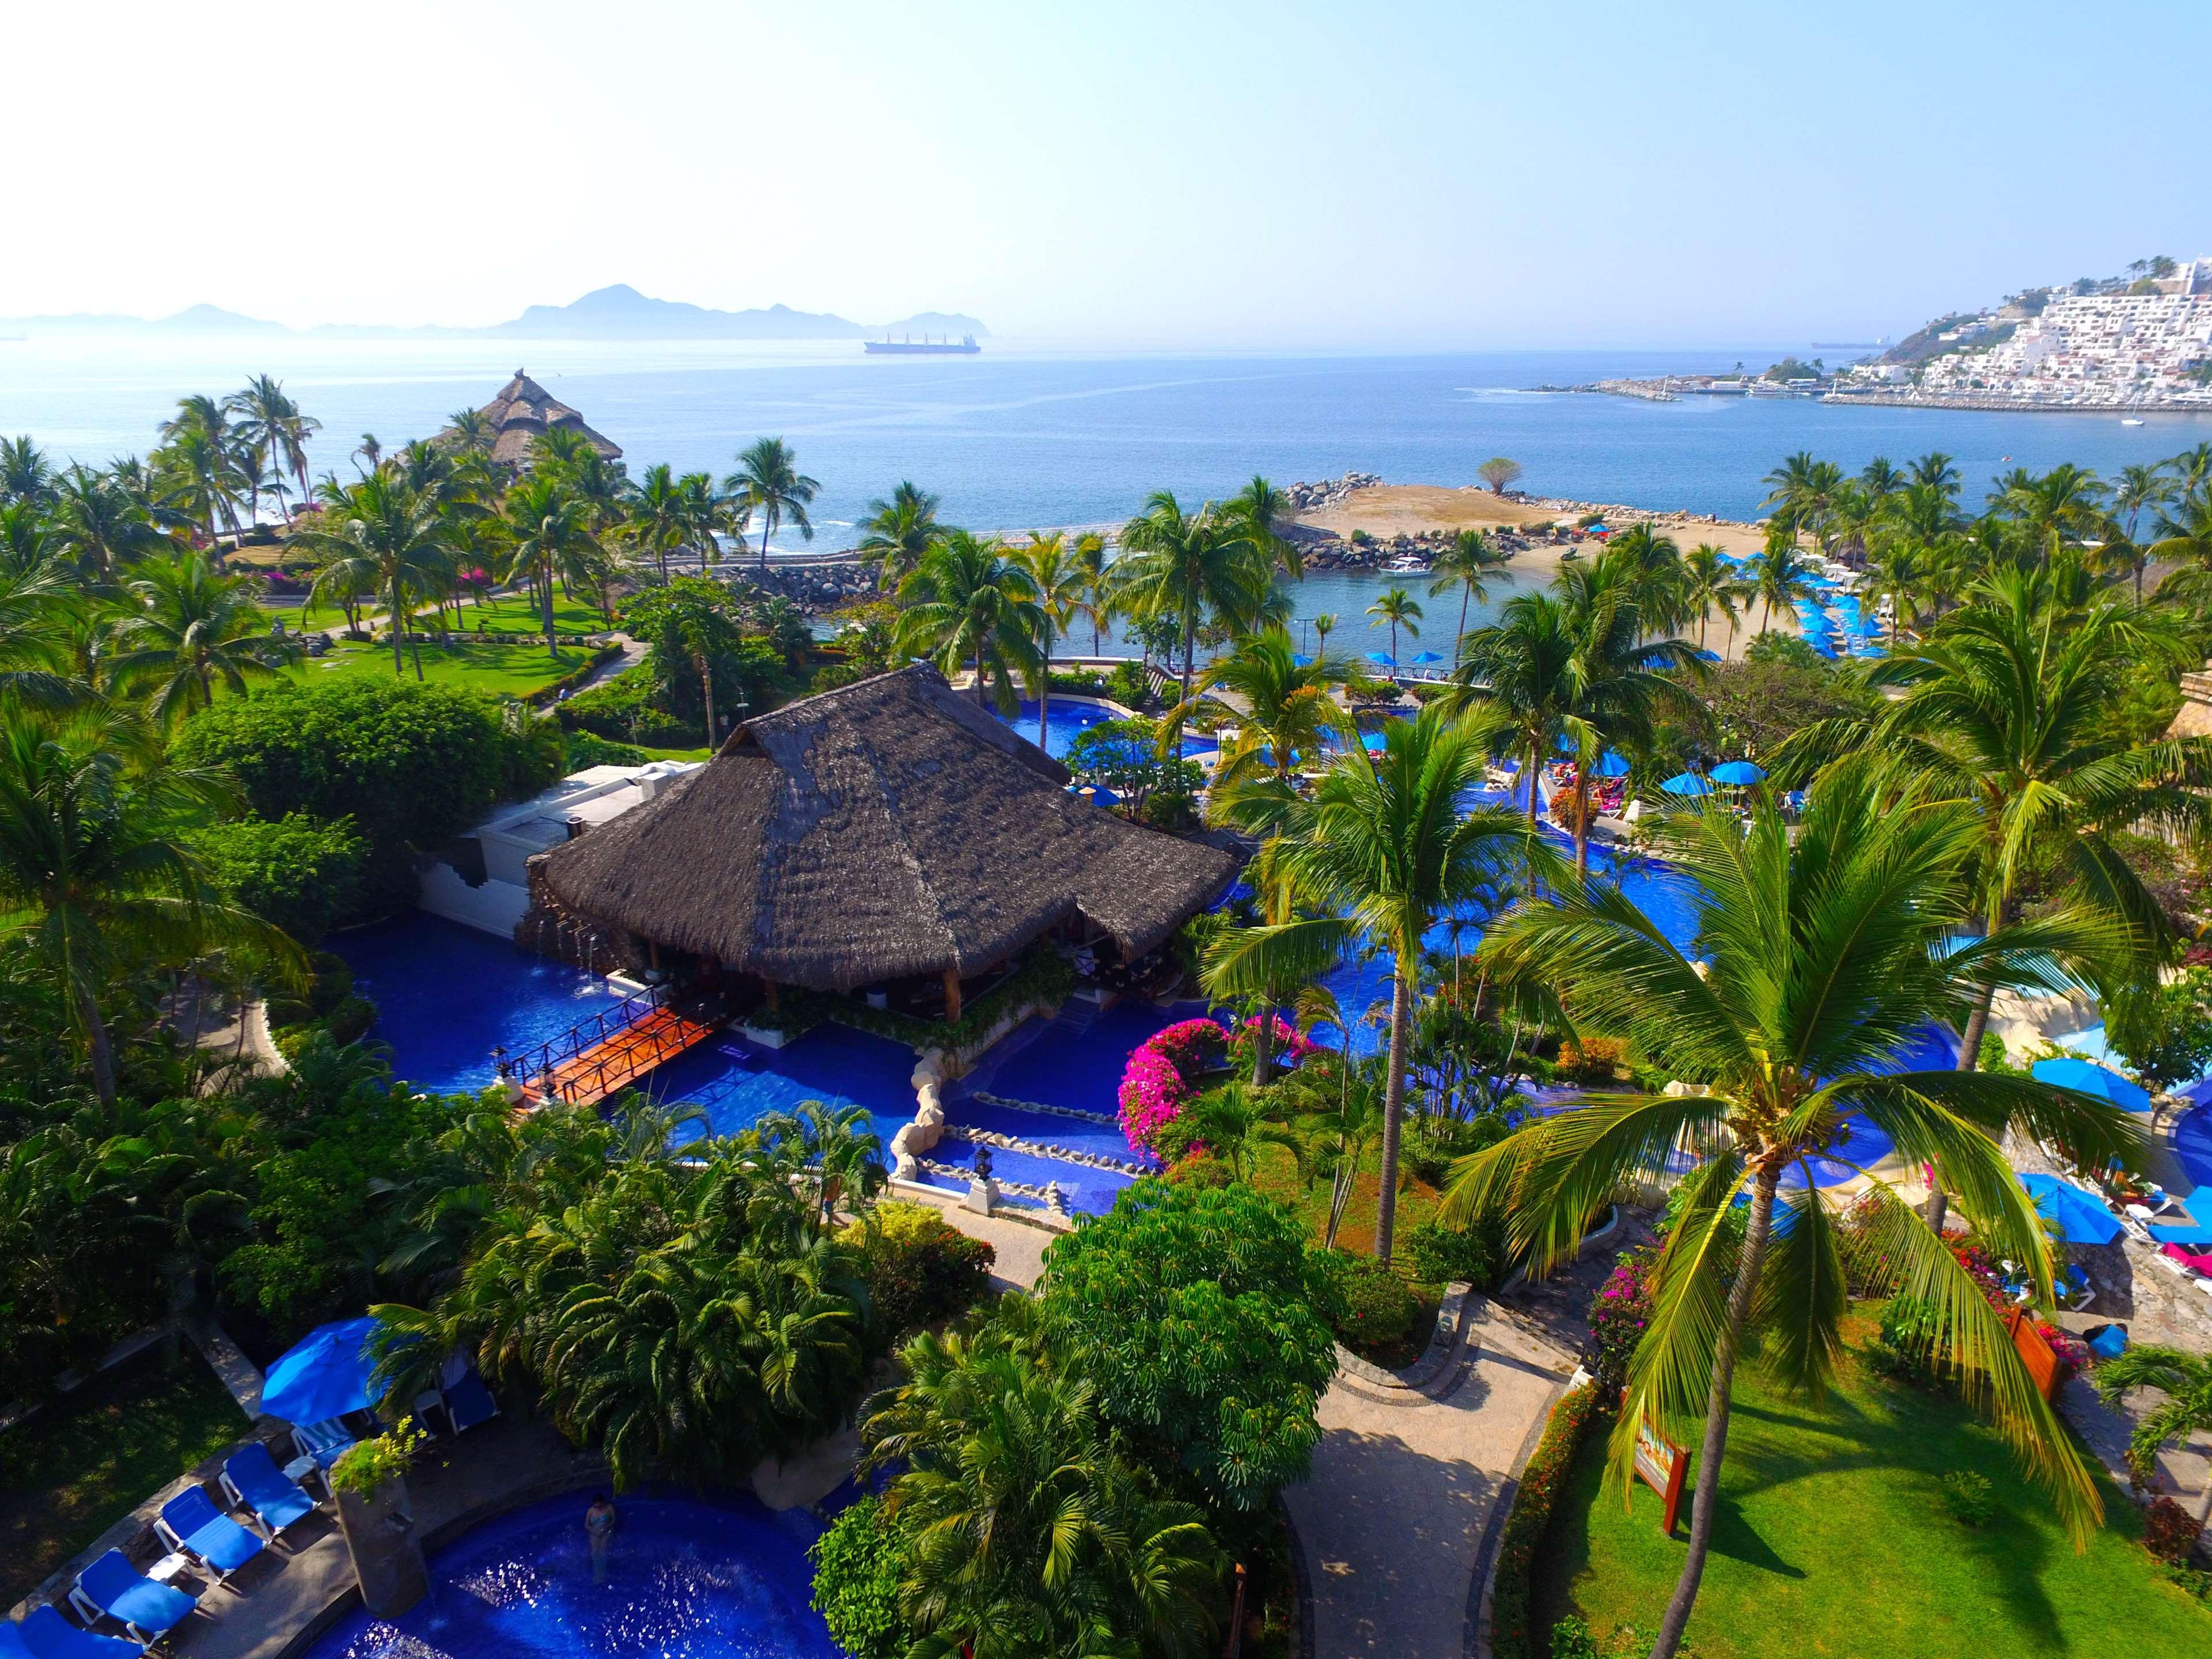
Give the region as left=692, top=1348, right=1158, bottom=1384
left=857, top=480, right=946, bottom=589
left=677, top=471, right=732, bottom=571
left=1448, top=593, right=1578, bottom=824
left=502, top=476, right=605, bottom=664
left=153, top=421, right=248, bottom=542
left=289, top=474, right=456, bottom=679
left=2111, top=464, right=2177, bottom=601
left=0, top=437, right=56, bottom=508
left=1445, top=767, right=2141, bottom=1659
left=624, top=463, right=688, bottom=582
left=725, top=437, right=819, bottom=572
left=1109, top=491, right=1266, bottom=707
left=896, top=532, right=1044, bottom=712
left=1012, top=531, right=1088, bottom=749
left=1911, top=450, right=1961, bottom=497
left=444, top=408, right=495, bottom=458
left=1366, top=586, right=1421, bottom=673
left=106, top=552, right=300, bottom=726
left=758, top=1100, right=887, bottom=1227
left=1205, top=707, right=1556, bottom=1261
left=1430, top=529, right=1512, bottom=664
left=1070, top=530, right=1110, bottom=656
left=1761, top=452, right=1844, bottom=554
left=1679, top=542, right=1749, bottom=655
left=1747, top=527, right=1820, bottom=634
left=1166, top=628, right=1352, bottom=793
left=2150, top=494, right=2212, bottom=602
left=0, top=715, right=297, bottom=1108
left=2093, top=1346, right=2212, bottom=1524
left=224, top=377, right=320, bottom=520
left=51, top=466, right=170, bottom=575
left=1997, top=463, right=2110, bottom=568
left=1228, top=475, right=1300, bottom=580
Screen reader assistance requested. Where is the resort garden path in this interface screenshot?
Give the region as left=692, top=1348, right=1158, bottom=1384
left=923, top=1191, right=1583, bottom=1659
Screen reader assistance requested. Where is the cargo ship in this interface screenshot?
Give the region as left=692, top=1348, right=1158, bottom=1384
left=863, top=334, right=981, bottom=355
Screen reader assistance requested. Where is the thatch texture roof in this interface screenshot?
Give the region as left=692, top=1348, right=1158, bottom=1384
left=453, top=370, right=622, bottom=466
left=535, top=665, right=1236, bottom=990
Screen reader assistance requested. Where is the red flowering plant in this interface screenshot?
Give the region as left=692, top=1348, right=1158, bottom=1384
left=1116, top=1018, right=1228, bottom=1158
left=1585, top=1248, right=1654, bottom=1393
left=1225, top=1013, right=1320, bottom=1071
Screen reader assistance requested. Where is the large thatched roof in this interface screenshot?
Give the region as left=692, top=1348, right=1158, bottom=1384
left=533, top=665, right=1236, bottom=990
left=453, top=370, right=622, bottom=467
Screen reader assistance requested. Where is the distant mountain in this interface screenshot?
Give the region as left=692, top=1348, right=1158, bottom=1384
left=0, top=285, right=989, bottom=342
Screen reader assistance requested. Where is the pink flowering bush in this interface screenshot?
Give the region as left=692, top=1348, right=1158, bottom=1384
left=1586, top=1249, right=1653, bottom=1393
left=1227, top=1013, right=1320, bottom=1070
left=1117, top=1019, right=1228, bottom=1157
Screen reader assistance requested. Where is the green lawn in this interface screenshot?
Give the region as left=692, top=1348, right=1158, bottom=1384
left=268, top=635, right=603, bottom=699
left=0, top=1349, right=248, bottom=1600
left=1247, top=1140, right=1445, bottom=1259
left=261, top=592, right=615, bottom=637
left=1529, top=1313, right=2212, bottom=1658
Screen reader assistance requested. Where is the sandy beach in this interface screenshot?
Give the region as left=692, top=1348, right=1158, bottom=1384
left=1287, top=483, right=1788, bottom=661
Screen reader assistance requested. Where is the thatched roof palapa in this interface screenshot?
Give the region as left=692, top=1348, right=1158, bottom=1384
left=449, top=370, right=623, bottom=467
left=534, top=665, right=1237, bottom=990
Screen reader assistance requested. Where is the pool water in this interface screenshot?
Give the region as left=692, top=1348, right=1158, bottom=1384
left=330, top=914, right=627, bottom=1094
left=642, top=1023, right=922, bottom=1153
left=301, top=1492, right=840, bottom=1659
left=992, top=698, right=1216, bottom=762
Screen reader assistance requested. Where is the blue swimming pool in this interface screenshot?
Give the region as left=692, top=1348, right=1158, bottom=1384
left=329, top=914, right=627, bottom=1094
left=301, top=1492, right=839, bottom=1659
left=993, top=698, right=1216, bottom=761
left=641, top=1022, right=923, bottom=1153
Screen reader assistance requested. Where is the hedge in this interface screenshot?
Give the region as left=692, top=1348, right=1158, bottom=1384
left=522, top=645, right=624, bottom=709
left=1491, top=1380, right=1607, bottom=1659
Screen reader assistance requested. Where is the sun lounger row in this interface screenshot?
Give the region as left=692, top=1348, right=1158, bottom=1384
left=6, top=1442, right=323, bottom=1653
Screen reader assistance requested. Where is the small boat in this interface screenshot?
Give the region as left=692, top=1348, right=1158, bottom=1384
left=2121, top=416, right=2146, bottom=426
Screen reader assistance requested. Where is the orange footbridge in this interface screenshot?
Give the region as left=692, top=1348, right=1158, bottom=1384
left=513, top=988, right=725, bottom=1109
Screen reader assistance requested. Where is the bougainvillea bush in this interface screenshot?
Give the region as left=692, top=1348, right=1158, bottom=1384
left=1117, top=1018, right=1228, bottom=1157
left=1226, top=1013, right=1321, bottom=1071
left=1586, top=1249, right=1653, bottom=1393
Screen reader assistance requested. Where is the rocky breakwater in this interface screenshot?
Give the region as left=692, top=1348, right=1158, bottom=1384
left=1283, top=470, right=1383, bottom=512
left=743, top=558, right=884, bottom=618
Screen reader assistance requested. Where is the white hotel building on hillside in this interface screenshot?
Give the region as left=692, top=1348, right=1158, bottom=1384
left=1880, top=259, right=2212, bottom=408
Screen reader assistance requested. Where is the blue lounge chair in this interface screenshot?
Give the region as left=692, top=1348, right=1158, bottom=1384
left=221, top=1442, right=317, bottom=1540
left=6, top=1606, right=143, bottom=1659
left=69, top=1550, right=194, bottom=1645
left=154, top=1486, right=263, bottom=1590
left=291, top=1418, right=355, bottom=1479
left=442, top=1366, right=499, bottom=1433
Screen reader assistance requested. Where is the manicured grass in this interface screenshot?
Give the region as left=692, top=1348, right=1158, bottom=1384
left=1246, top=1139, right=1445, bottom=1259
left=0, top=1349, right=247, bottom=1600
left=260, top=592, right=617, bottom=637
left=1529, top=1311, right=2212, bottom=1658
left=268, top=636, right=603, bottom=699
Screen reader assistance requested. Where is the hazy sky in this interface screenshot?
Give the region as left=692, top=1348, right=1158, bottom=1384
left=9, top=0, right=2205, bottom=349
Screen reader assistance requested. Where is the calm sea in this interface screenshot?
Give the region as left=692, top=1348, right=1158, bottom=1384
left=7, top=336, right=2206, bottom=656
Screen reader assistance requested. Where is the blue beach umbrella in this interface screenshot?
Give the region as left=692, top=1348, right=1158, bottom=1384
left=1291, top=653, right=1313, bottom=666
left=262, top=1316, right=385, bottom=1425
left=1693, top=647, right=1722, bottom=663
left=1361, top=732, right=1389, bottom=752
left=1591, top=751, right=1632, bottom=778
left=1365, top=652, right=1397, bottom=667
left=1660, top=772, right=1713, bottom=798
left=1408, top=650, right=1446, bottom=665
left=2031, top=1056, right=2154, bottom=1113
left=1710, top=759, right=1766, bottom=786
left=2016, top=1172, right=2123, bottom=1246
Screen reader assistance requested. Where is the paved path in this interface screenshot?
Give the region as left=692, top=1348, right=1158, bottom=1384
left=929, top=1197, right=1577, bottom=1659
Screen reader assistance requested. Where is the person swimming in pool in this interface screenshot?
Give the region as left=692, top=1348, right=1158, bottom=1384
left=585, top=1494, right=616, bottom=1582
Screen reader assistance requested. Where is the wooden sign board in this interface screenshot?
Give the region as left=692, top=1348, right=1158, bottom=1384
left=1632, top=1415, right=1688, bottom=1534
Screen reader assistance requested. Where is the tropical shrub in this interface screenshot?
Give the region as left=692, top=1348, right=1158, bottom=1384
left=1586, top=1251, right=1653, bottom=1393
left=2143, top=1496, right=2203, bottom=1565
left=1037, top=1180, right=1340, bottom=1517
left=1491, top=1381, right=1607, bottom=1659
left=1116, top=1017, right=1228, bottom=1156
left=1104, top=660, right=1150, bottom=709
left=1555, top=1035, right=1633, bottom=1085
left=1940, top=1468, right=1997, bottom=1526
left=1404, top=1217, right=1507, bottom=1291
left=808, top=1495, right=909, bottom=1659
left=188, top=813, right=365, bottom=945
left=329, top=1418, right=426, bottom=1497
left=174, top=679, right=514, bottom=916
left=1064, top=717, right=1204, bottom=815
left=2107, top=965, right=2212, bottom=1092
left=1226, top=1013, right=1319, bottom=1072
left=559, top=665, right=701, bottom=747
left=1322, top=1250, right=1418, bottom=1352
left=1163, top=1151, right=1234, bottom=1187
left=838, top=1201, right=995, bottom=1338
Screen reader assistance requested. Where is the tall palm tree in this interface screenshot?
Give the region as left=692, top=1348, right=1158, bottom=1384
left=1997, top=463, right=2109, bottom=568
left=290, top=474, right=456, bottom=679
left=725, top=437, right=819, bottom=572
left=106, top=552, right=300, bottom=726
left=677, top=471, right=732, bottom=571
left=0, top=437, right=56, bottom=508
left=1165, top=627, right=1353, bottom=793
left=444, top=408, right=495, bottom=458
left=857, top=480, right=946, bottom=589
left=1070, top=530, right=1110, bottom=656
left=1448, top=593, right=1578, bottom=825
left=50, top=466, right=169, bottom=576
left=153, top=421, right=248, bottom=542
left=2094, top=1346, right=2212, bottom=1524
left=1205, top=707, right=1556, bottom=1261
left=1228, top=475, right=1300, bottom=581
left=1366, top=586, right=1421, bottom=673
left=1012, top=531, right=1088, bottom=749
left=501, top=476, right=605, bottom=663
left=1679, top=542, right=1749, bottom=655
left=896, top=532, right=1044, bottom=712
left=2150, top=494, right=2212, bottom=603
left=1597, top=523, right=1692, bottom=638
left=1760, top=452, right=1844, bottom=554
left=1429, top=528, right=1512, bottom=664
left=1445, top=767, right=2141, bottom=1659
left=2111, top=464, right=2177, bottom=602
left=1109, top=491, right=1267, bottom=707
left=1747, top=528, right=1820, bottom=634
left=1774, top=567, right=2207, bottom=1097
left=224, top=377, right=320, bottom=520
left=624, top=463, right=689, bottom=582
left=0, top=716, right=297, bottom=1108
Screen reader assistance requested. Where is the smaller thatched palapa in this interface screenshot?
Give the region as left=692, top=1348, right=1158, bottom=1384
left=450, top=370, right=623, bottom=468
left=533, top=665, right=1236, bottom=994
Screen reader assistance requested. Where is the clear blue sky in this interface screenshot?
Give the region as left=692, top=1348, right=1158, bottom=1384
left=9, top=0, right=2205, bottom=348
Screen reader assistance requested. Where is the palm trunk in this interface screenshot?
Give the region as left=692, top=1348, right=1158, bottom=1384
left=1456, top=587, right=1471, bottom=664
left=1649, top=1162, right=1781, bottom=1659
left=1374, top=957, right=1414, bottom=1262
left=1180, top=603, right=1197, bottom=707
left=1252, top=1001, right=1275, bottom=1086
left=1525, top=737, right=1541, bottom=825
left=542, top=567, right=559, bottom=664
left=79, top=986, right=117, bottom=1111
left=696, top=650, right=718, bottom=748
left=389, top=579, right=406, bottom=677
left=1037, top=622, right=1052, bottom=749
left=760, top=516, right=772, bottom=572
left=1574, top=768, right=1592, bottom=874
